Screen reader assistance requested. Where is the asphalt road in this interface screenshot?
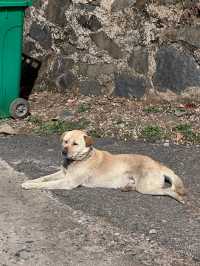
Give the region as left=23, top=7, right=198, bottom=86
left=0, top=135, right=199, bottom=265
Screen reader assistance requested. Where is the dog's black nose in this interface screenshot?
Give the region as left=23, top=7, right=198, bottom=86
left=62, top=149, right=68, bottom=156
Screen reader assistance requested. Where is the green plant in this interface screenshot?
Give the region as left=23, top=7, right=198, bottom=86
left=27, top=115, right=42, bottom=125
left=175, top=123, right=192, bottom=133
left=141, top=125, right=164, bottom=141
left=143, top=106, right=161, bottom=113
left=77, top=104, right=90, bottom=113
left=174, top=123, right=200, bottom=142
left=89, top=129, right=102, bottom=138
left=34, top=119, right=90, bottom=135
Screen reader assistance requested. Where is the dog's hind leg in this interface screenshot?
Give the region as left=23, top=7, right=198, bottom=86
left=137, top=187, right=185, bottom=204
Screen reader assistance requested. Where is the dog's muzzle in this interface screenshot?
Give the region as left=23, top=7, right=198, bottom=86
left=62, top=149, right=68, bottom=157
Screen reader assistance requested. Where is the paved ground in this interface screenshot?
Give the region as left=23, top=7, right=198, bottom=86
left=0, top=135, right=199, bottom=265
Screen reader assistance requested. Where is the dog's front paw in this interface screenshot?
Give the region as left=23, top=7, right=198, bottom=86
left=21, top=181, right=34, bottom=190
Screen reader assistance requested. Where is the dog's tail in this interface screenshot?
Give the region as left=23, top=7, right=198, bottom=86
left=161, top=165, right=186, bottom=196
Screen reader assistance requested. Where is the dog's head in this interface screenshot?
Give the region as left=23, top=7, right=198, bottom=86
left=61, top=130, right=94, bottom=161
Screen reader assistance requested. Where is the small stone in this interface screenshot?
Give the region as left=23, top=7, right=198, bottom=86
left=163, top=142, right=169, bottom=147
left=79, top=63, right=114, bottom=79
left=149, top=229, right=157, bottom=234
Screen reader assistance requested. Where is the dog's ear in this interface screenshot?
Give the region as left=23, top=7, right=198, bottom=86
left=84, top=135, right=94, bottom=147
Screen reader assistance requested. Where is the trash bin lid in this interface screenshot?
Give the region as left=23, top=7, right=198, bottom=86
left=0, top=0, right=33, bottom=7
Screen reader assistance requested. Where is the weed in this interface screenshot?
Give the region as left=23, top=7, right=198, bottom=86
left=141, top=125, right=164, bottom=141
left=34, top=119, right=90, bottom=135
left=89, top=129, right=102, bottom=138
left=175, top=123, right=192, bottom=133
left=77, top=104, right=90, bottom=113
left=27, top=115, right=42, bottom=125
left=143, top=106, right=161, bottom=113
left=174, top=123, right=200, bottom=142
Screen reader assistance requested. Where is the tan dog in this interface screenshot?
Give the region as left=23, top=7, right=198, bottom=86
left=22, top=130, right=186, bottom=203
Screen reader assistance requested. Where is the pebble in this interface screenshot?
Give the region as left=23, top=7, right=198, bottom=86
left=149, top=229, right=157, bottom=234
left=163, top=142, right=169, bottom=147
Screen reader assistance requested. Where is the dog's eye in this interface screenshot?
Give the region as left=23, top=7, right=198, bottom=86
left=73, top=142, right=78, bottom=146
left=64, top=140, right=68, bottom=144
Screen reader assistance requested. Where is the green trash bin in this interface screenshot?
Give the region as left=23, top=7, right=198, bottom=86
left=0, top=0, right=33, bottom=119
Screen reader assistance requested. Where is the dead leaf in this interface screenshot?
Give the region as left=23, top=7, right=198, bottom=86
left=0, top=124, right=17, bottom=135
left=176, top=132, right=183, bottom=142
left=184, top=103, right=196, bottom=109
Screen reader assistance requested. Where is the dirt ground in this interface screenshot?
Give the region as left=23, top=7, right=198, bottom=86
left=3, top=91, right=200, bottom=144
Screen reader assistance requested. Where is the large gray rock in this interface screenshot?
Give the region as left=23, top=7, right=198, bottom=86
left=78, top=63, right=114, bottom=79
left=23, top=40, right=36, bottom=54
left=135, top=0, right=146, bottom=9
left=75, top=1, right=100, bottom=12
left=29, top=23, right=52, bottom=49
left=79, top=80, right=102, bottom=96
left=128, top=46, right=149, bottom=74
left=177, top=26, right=200, bottom=49
left=163, top=26, right=200, bottom=49
left=153, top=46, right=200, bottom=93
left=56, top=71, right=77, bottom=91
left=111, top=0, right=135, bottom=11
left=77, top=15, right=102, bottom=32
left=114, top=72, right=146, bottom=98
left=46, top=0, right=72, bottom=27
left=90, top=31, right=123, bottom=59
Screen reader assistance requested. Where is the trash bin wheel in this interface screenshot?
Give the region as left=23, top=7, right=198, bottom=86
left=9, top=98, right=30, bottom=119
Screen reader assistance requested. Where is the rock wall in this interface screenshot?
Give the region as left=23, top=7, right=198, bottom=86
left=24, top=0, right=200, bottom=100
